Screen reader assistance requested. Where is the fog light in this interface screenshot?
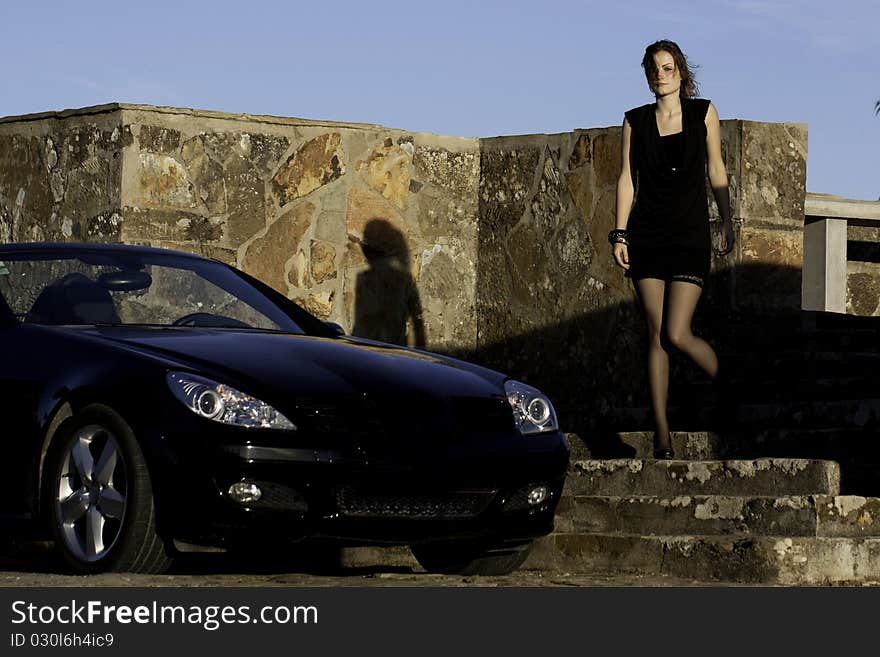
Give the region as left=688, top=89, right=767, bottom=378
left=228, top=481, right=262, bottom=504
left=527, top=486, right=549, bottom=506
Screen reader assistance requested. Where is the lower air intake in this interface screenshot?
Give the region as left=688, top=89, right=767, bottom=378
left=335, top=488, right=495, bottom=519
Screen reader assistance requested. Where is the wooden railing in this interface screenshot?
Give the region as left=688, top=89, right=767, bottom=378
left=802, top=193, right=880, bottom=314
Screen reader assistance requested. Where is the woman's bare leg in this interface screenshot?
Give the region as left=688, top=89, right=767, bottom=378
left=665, top=281, right=718, bottom=377
left=634, top=278, right=671, bottom=451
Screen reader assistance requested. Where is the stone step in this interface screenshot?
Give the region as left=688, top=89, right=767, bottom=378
left=612, top=429, right=880, bottom=461
left=525, top=533, right=880, bottom=584
left=609, top=398, right=880, bottom=432
left=613, top=431, right=721, bottom=460
left=807, top=310, right=880, bottom=333
left=721, top=398, right=880, bottom=429
left=719, top=350, right=880, bottom=376
left=715, top=332, right=880, bottom=355
left=680, top=374, right=880, bottom=404
left=588, top=429, right=880, bottom=496
left=566, top=458, right=840, bottom=497
left=705, top=310, right=880, bottom=349
left=554, top=495, right=880, bottom=538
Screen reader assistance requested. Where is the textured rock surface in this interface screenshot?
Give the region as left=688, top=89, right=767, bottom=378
left=527, top=533, right=880, bottom=585
left=114, top=107, right=481, bottom=348
left=566, top=458, right=840, bottom=497
left=356, top=138, right=411, bottom=209
left=0, top=112, right=125, bottom=244
left=555, top=494, right=880, bottom=538
left=273, top=132, right=345, bottom=204
left=554, top=494, right=820, bottom=536
left=242, top=202, right=315, bottom=294
left=847, top=266, right=880, bottom=316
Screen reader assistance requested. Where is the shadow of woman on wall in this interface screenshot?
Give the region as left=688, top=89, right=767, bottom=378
left=352, top=218, right=426, bottom=348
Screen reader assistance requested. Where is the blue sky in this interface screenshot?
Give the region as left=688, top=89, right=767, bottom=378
left=2, top=0, right=878, bottom=199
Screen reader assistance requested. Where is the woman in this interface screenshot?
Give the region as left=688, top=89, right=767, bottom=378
left=611, top=39, right=734, bottom=459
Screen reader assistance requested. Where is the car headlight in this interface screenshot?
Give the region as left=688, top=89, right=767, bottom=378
left=504, top=380, right=559, bottom=435
left=166, top=372, right=296, bottom=430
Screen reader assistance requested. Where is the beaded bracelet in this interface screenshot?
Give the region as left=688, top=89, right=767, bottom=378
left=608, top=229, right=629, bottom=245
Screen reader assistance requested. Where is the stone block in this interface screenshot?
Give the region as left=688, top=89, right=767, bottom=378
left=565, top=458, right=841, bottom=497
left=121, top=208, right=205, bottom=243
left=415, top=185, right=475, bottom=244
left=241, top=201, right=315, bottom=295
left=530, top=148, right=564, bottom=238
left=314, top=209, right=347, bottom=244
left=846, top=265, right=880, bottom=316
left=478, top=143, right=540, bottom=241
left=273, top=132, right=345, bottom=204
left=244, top=132, right=291, bottom=177
left=739, top=121, right=807, bottom=228
left=590, top=130, right=621, bottom=188
left=564, top=167, right=593, bottom=231
left=346, top=186, right=413, bottom=247
left=225, top=153, right=266, bottom=247
left=555, top=495, right=820, bottom=537
left=137, top=152, right=197, bottom=209
left=617, top=431, right=722, bottom=460
left=310, top=239, right=337, bottom=284
left=356, top=138, right=412, bottom=210
left=506, top=217, right=548, bottom=307
left=585, top=189, right=628, bottom=293
left=412, top=143, right=479, bottom=200
left=180, top=135, right=227, bottom=215
left=137, top=124, right=181, bottom=154
left=736, top=225, right=803, bottom=311
left=527, top=533, right=880, bottom=584
left=296, top=290, right=335, bottom=319
left=567, top=131, right=591, bottom=169
left=815, top=495, right=880, bottom=538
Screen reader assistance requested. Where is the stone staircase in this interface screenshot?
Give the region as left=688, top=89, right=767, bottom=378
left=524, top=443, right=880, bottom=584
left=524, top=311, right=880, bottom=584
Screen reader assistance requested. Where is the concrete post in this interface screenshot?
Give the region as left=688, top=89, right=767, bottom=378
left=802, top=216, right=848, bottom=313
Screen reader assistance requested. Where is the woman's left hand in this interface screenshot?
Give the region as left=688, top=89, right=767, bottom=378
left=718, top=219, right=735, bottom=256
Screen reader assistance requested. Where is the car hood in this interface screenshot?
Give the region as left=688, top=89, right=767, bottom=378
left=75, top=327, right=507, bottom=399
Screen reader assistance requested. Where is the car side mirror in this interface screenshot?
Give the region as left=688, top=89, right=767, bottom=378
left=324, top=321, right=345, bottom=336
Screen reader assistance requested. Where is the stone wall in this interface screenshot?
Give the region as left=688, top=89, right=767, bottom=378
left=0, top=108, right=124, bottom=245
left=0, top=104, right=812, bottom=438
left=119, top=106, right=482, bottom=350
left=0, top=105, right=481, bottom=350
left=847, top=224, right=880, bottom=316
left=736, top=120, right=809, bottom=311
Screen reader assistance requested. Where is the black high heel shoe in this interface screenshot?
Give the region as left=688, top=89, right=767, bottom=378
left=653, top=447, right=675, bottom=460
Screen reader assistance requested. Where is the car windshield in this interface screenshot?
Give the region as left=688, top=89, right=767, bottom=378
left=0, top=249, right=312, bottom=334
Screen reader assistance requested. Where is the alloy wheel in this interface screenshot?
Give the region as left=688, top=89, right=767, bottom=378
left=54, top=424, right=128, bottom=563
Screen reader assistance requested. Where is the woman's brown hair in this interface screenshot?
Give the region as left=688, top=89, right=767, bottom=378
left=642, top=40, right=700, bottom=98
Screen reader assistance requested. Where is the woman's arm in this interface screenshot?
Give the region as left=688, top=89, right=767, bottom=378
left=705, top=103, right=735, bottom=254
left=613, top=117, right=634, bottom=270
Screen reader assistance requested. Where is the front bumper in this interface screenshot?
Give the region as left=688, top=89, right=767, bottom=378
left=148, top=420, right=570, bottom=549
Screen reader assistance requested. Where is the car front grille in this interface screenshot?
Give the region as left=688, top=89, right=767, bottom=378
left=293, top=394, right=513, bottom=439
left=335, top=488, right=496, bottom=519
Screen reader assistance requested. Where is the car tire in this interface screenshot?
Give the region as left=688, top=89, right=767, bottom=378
left=411, top=540, right=533, bottom=576
left=44, top=405, right=173, bottom=574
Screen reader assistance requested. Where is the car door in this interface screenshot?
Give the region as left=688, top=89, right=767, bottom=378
left=0, top=293, right=46, bottom=518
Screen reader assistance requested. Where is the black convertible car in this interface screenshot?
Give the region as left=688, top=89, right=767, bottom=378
left=0, top=242, right=569, bottom=575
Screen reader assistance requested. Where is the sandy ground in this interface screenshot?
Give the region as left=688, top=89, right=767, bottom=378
left=0, top=540, right=739, bottom=588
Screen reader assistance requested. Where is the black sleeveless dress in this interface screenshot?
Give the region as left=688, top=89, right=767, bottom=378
left=623, top=97, right=712, bottom=287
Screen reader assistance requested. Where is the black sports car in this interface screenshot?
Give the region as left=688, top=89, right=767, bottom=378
left=0, top=242, right=569, bottom=575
